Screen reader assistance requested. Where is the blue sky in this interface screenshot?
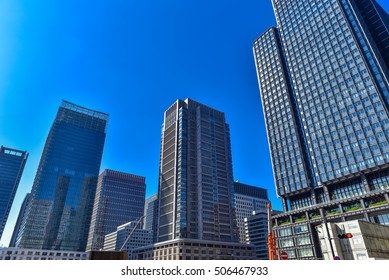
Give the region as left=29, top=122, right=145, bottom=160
left=1, top=0, right=389, bottom=246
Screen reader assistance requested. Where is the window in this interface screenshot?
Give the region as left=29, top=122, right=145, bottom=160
left=294, top=224, right=308, bottom=234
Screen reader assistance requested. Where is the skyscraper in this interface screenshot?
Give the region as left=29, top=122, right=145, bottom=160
left=143, top=194, right=158, bottom=243
left=86, top=169, right=146, bottom=251
left=9, top=193, right=31, bottom=247
left=254, top=0, right=389, bottom=259
left=17, top=101, right=108, bottom=251
left=157, top=98, right=238, bottom=243
left=0, top=146, right=28, bottom=240
left=233, top=181, right=269, bottom=243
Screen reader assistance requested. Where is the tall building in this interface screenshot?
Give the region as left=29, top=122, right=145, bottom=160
left=244, top=211, right=268, bottom=260
left=9, top=193, right=31, bottom=247
left=254, top=0, right=389, bottom=259
left=17, top=101, right=108, bottom=251
left=233, top=181, right=269, bottom=243
left=157, top=98, right=238, bottom=243
left=143, top=194, right=158, bottom=243
left=86, top=169, right=146, bottom=251
left=0, top=146, right=28, bottom=241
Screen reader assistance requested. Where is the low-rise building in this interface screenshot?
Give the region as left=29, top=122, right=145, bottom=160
left=316, top=220, right=389, bottom=260
left=103, top=221, right=152, bottom=259
left=0, top=247, right=87, bottom=260
left=131, top=238, right=256, bottom=260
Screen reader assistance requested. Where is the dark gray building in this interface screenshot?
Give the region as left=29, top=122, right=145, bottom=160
left=244, top=211, right=268, bottom=260
left=157, top=98, right=239, bottom=243
left=254, top=0, right=389, bottom=259
left=86, top=169, right=146, bottom=251
left=0, top=146, right=28, bottom=240
left=143, top=194, right=158, bottom=243
left=17, top=101, right=108, bottom=251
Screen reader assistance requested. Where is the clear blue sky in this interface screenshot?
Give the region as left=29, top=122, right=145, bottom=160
left=1, top=0, right=388, bottom=247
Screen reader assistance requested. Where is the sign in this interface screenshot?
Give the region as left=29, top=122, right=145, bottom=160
left=334, top=256, right=341, bottom=260
left=280, top=251, right=288, bottom=260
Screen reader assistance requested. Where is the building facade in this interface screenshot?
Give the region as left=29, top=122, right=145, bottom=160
left=244, top=211, right=268, bottom=260
left=143, top=194, right=158, bottom=243
left=0, top=247, right=88, bottom=260
left=86, top=169, right=146, bottom=251
left=9, top=193, right=31, bottom=247
left=157, top=98, right=238, bottom=243
left=131, top=238, right=255, bottom=260
left=103, top=221, right=152, bottom=259
left=317, top=220, right=389, bottom=260
left=17, top=101, right=108, bottom=251
left=234, top=181, right=269, bottom=243
left=254, top=0, right=389, bottom=259
left=0, top=146, right=28, bottom=240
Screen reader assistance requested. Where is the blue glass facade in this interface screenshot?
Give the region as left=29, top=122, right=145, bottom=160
left=157, top=98, right=238, bottom=243
left=254, top=0, right=389, bottom=259
left=86, top=169, right=146, bottom=251
left=143, top=194, right=158, bottom=243
left=0, top=146, right=28, bottom=240
left=255, top=0, right=389, bottom=211
left=17, top=101, right=107, bottom=251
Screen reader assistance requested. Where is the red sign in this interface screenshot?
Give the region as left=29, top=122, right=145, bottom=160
left=280, top=251, right=288, bottom=260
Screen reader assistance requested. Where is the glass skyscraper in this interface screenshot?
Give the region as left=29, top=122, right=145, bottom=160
left=254, top=0, right=389, bottom=259
left=0, top=146, right=28, bottom=240
left=157, top=98, right=239, bottom=243
left=17, top=101, right=108, bottom=251
left=86, top=169, right=146, bottom=251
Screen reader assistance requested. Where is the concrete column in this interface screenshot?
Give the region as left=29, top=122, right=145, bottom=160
left=311, top=188, right=317, bottom=205
left=360, top=173, right=371, bottom=193
left=319, top=208, right=325, bottom=219
left=323, top=184, right=331, bottom=202
left=361, top=198, right=369, bottom=221
left=282, top=198, right=288, bottom=212
left=339, top=204, right=345, bottom=222
left=384, top=193, right=389, bottom=203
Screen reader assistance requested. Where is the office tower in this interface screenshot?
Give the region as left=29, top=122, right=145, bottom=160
left=17, top=101, right=108, bottom=251
left=9, top=193, right=31, bottom=247
left=234, top=181, right=269, bottom=243
left=244, top=211, right=268, bottom=260
left=143, top=194, right=158, bottom=243
left=104, top=221, right=152, bottom=259
left=254, top=0, right=389, bottom=259
left=157, top=98, right=238, bottom=243
left=0, top=146, right=28, bottom=240
left=86, top=169, right=146, bottom=251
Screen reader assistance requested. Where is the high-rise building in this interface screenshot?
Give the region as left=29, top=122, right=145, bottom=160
left=86, top=169, right=146, bottom=251
left=254, top=0, right=389, bottom=259
left=0, top=146, right=28, bottom=241
left=157, top=98, right=238, bottom=243
left=17, top=101, right=108, bottom=251
left=233, top=181, right=269, bottom=243
left=9, top=193, right=31, bottom=247
left=143, top=194, right=158, bottom=243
